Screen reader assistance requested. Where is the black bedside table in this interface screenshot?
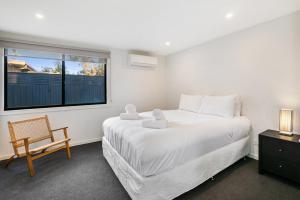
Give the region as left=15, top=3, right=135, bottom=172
left=259, top=129, right=300, bottom=183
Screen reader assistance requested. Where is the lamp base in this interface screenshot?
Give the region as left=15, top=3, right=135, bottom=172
left=279, top=131, right=293, bottom=136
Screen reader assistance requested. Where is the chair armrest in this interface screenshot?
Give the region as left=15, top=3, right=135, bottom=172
left=51, top=127, right=68, bottom=132
left=51, top=127, right=69, bottom=139
left=10, top=137, right=30, bottom=143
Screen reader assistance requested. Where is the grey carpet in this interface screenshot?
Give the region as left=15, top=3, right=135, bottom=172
left=0, top=142, right=299, bottom=200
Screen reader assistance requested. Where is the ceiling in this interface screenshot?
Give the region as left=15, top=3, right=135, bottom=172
left=0, top=0, right=299, bottom=55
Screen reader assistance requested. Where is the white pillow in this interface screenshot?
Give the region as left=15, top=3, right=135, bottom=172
left=179, top=94, right=202, bottom=113
left=234, top=96, right=241, bottom=116
left=198, top=95, right=236, bottom=118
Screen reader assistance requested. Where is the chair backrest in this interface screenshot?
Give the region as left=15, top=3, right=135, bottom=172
left=8, top=115, right=54, bottom=155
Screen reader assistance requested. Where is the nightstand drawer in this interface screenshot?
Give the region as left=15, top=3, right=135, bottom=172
left=259, top=130, right=300, bottom=183
left=260, top=137, right=300, bottom=164
left=262, top=156, right=300, bottom=182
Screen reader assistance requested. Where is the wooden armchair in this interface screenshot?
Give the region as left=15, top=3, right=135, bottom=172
left=5, top=115, right=71, bottom=176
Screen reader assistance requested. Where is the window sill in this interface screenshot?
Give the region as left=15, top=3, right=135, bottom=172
left=0, top=102, right=112, bottom=116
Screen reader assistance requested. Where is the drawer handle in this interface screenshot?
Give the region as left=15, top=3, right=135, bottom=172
left=278, top=149, right=283, bottom=152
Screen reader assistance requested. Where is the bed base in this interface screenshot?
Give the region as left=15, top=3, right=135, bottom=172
left=102, top=136, right=250, bottom=200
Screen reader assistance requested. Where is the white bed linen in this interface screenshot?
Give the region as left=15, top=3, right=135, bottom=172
left=103, top=110, right=250, bottom=177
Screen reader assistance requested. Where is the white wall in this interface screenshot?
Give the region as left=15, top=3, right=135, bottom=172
left=0, top=43, right=167, bottom=159
left=1, top=12, right=299, bottom=161
left=165, top=11, right=300, bottom=159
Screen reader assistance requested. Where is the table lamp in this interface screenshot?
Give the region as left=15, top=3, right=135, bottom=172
left=279, top=109, right=293, bottom=136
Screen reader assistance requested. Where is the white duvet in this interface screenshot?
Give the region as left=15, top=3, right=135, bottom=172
left=103, top=110, right=250, bottom=177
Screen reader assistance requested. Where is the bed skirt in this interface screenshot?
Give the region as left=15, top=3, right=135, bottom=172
left=102, top=136, right=250, bottom=200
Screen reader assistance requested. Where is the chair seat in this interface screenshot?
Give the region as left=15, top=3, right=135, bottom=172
left=29, top=138, right=70, bottom=153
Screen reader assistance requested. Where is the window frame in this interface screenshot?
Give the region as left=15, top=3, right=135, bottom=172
left=3, top=48, right=107, bottom=111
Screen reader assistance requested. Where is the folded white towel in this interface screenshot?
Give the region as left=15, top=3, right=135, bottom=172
left=120, top=113, right=140, bottom=120
left=152, top=109, right=166, bottom=120
left=142, top=119, right=168, bottom=129
left=142, top=109, right=168, bottom=129
left=125, top=104, right=137, bottom=114
left=120, top=104, right=140, bottom=120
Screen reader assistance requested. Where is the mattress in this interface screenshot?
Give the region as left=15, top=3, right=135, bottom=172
left=103, top=109, right=250, bottom=177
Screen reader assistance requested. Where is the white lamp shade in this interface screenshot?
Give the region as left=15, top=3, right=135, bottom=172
left=279, top=109, right=293, bottom=133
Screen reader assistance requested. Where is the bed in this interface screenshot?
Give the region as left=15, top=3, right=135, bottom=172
left=102, top=109, right=251, bottom=200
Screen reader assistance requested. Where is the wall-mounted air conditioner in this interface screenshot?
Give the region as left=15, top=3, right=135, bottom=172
left=128, top=54, right=158, bottom=67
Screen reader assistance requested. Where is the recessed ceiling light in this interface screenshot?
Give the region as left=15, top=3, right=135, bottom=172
left=225, top=13, right=234, bottom=19
left=165, top=41, right=171, bottom=46
left=35, top=13, right=44, bottom=19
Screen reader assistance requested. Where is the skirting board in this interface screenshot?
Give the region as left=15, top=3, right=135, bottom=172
left=0, top=137, right=102, bottom=161
left=70, top=137, right=102, bottom=147
left=247, top=153, right=258, bottom=160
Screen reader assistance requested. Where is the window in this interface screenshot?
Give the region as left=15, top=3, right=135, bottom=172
left=64, top=55, right=106, bottom=105
left=4, top=48, right=107, bottom=110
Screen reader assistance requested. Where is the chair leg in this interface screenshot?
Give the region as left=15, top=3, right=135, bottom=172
left=65, top=142, right=71, bottom=160
left=26, top=154, right=35, bottom=177
left=4, top=156, right=15, bottom=168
